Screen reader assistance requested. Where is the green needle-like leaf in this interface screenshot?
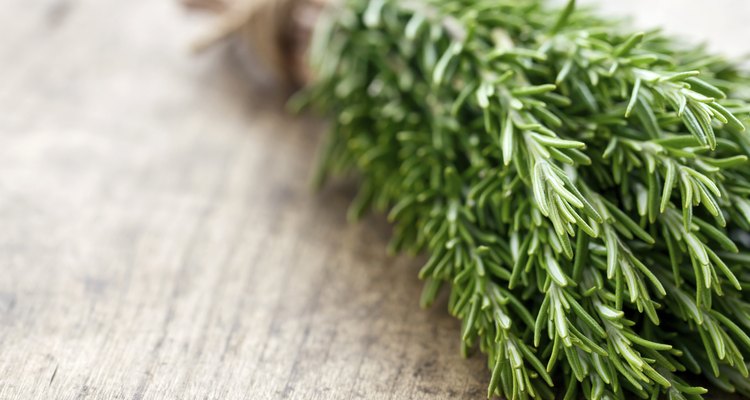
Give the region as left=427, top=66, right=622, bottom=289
left=303, top=0, right=750, bottom=398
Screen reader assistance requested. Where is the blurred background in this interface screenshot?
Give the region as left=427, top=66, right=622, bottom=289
left=0, top=0, right=748, bottom=399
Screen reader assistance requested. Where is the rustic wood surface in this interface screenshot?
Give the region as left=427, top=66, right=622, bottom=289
left=0, top=1, right=748, bottom=399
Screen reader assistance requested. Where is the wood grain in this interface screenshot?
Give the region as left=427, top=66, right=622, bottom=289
left=0, top=1, right=747, bottom=399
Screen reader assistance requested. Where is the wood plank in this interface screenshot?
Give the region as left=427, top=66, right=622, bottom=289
left=0, top=0, right=747, bottom=399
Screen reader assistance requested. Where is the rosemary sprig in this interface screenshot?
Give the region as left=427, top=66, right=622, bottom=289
left=303, top=0, right=750, bottom=398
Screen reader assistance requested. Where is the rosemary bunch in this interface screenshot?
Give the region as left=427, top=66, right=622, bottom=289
left=302, top=0, right=750, bottom=398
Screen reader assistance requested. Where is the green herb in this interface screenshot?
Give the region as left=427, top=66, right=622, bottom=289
left=301, top=0, right=750, bottom=398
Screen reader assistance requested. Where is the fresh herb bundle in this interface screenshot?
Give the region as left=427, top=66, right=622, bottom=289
left=301, top=0, right=750, bottom=398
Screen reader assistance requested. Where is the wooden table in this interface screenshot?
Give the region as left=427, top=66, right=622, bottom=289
left=0, top=1, right=747, bottom=399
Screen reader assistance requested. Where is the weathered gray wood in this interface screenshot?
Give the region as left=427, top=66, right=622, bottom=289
left=0, top=1, right=747, bottom=399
